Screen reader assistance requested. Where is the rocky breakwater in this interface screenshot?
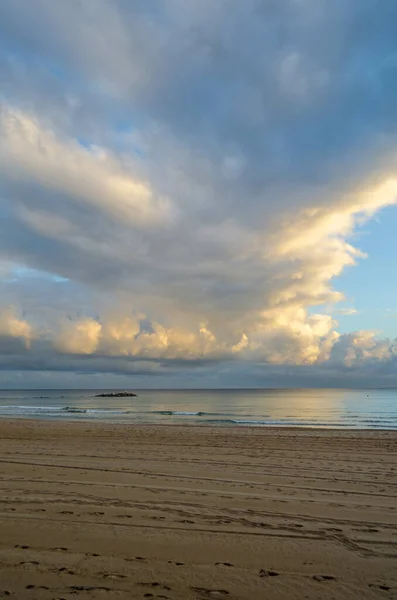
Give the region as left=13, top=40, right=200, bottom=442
left=95, top=391, right=137, bottom=397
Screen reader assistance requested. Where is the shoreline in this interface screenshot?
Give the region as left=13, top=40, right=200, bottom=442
left=1, top=416, right=397, bottom=432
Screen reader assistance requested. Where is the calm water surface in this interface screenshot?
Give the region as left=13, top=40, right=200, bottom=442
left=0, top=389, right=397, bottom=429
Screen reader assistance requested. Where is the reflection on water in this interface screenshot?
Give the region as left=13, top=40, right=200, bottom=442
left=0, top=389, right=397, bottom=429
left=0, top=388, right=396, bottom=429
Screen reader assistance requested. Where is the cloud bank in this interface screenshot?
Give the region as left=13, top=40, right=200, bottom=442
left=1, top=0, right=397, bottom=387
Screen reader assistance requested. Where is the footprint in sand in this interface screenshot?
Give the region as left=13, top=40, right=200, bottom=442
left=58, top=567, right=75, bottom=574
left=369, top=583, right=391, bottom=591
left=214, top=520, right=231, bottom=525
left=138, top=582, right=171, bottom=591
left=259, top=569, right=279, bottom=577
left=312, top=575, right=336, bottom=582
left=68, top=586, right=113, bottom=592
left=15, top=545, right=30, bottom=549
left=191, top=587, right=229, bottom=597
left=100, top=572, right=126, bottom=580
left=215, top=562, right=233, bottom=567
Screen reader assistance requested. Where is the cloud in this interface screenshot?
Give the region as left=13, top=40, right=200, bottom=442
left=0, top=1, right=397, bottom=384
left=0, top=106, right=172, bottom=227
left=0, top=306, right=33, bottom=354
left=330, top=331, right=397, bottom=368
left=54, top=318, right=102, bottom=355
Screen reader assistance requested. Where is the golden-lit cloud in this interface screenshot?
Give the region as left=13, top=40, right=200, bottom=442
left=0, top=307, right=32, bottom=348
left=55, top=318, right=102, bottom=355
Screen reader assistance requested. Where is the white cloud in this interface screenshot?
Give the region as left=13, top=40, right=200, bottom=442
left=0, top=106, right=172, bottom=227
left=331, top=331, right=396, bottom=368
left=333, top=308, right=358, bottom=316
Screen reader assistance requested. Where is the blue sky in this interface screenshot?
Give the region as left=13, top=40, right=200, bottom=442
left=1, top=0, right=397, bottom=388
left=335, top=205, right=397, bottom=336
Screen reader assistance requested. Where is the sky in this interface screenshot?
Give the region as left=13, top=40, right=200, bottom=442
left=1, top=0, right=397, bottom=389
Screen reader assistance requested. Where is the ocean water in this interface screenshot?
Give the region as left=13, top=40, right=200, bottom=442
left=0, top=388, right=397, bottom=429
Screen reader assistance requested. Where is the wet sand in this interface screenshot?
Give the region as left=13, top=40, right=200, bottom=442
left=0, top=420, right=396, bottom=599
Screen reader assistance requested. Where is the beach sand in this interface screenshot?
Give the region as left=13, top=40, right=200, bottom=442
left=0, top=421, right=396, bottom=599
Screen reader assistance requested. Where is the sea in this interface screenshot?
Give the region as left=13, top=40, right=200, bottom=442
left=0, top=388, right=397, bottom=429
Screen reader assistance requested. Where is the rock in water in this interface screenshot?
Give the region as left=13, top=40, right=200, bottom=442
left=95, top=391, right=137, bottom=397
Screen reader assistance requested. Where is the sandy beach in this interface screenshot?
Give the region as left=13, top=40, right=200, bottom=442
left=0, top=421, right=396, bottom=599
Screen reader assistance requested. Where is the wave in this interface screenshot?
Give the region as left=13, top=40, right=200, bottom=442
left=202, top=418, right=356, bottom=427
left=359, top=418, right=395, bottom=424
left=0, top=405, right=128, bottom=415
left=202, top=418, right=279, bottom=425
left=151, top=410, right=209, bottom=416
left=150, top=410, right=234, bottom=417
left=85, top=409, right=130, bottom=415
left=0, top=405, right=64, bottom=412
left=0, top=402, right=396, bottom=429
left=62, top=407, right=134, bottom=415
